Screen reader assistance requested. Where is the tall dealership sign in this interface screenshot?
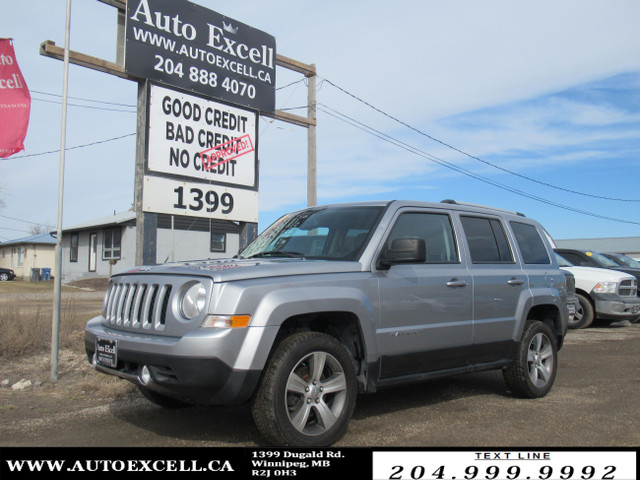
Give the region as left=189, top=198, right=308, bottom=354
left=0, top=39, right=31, bottom=159
left=124, top=0, right=274, bottom=226
left=125, top=0, right=276, bottom=113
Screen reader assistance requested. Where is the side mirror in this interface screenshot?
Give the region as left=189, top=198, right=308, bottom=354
left=377, top=238, right=426, bottom=270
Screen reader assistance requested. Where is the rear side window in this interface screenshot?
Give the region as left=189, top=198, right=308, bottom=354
left=460, top=216, right=513, bottom=263
left=510, top=221, right=550, bottom=264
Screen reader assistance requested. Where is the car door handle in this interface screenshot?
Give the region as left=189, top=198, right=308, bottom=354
left=507, top=278, right=524, bottom=286
left=446, top=279, right=468, bottom=288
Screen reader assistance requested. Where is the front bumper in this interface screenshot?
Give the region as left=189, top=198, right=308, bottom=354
left=84, top=317, right=262, bottom=406
left=592, top=293, right=640, bottom=321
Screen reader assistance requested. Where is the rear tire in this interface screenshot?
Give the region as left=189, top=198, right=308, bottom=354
left=503, top=320, right=558, bottom=398
left=252, top=332, right=357, bottom=446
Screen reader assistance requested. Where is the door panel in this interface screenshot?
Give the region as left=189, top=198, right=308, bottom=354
left=459, top=215, right=527, bottom=363
left=376, top=211, right=473, bottom=378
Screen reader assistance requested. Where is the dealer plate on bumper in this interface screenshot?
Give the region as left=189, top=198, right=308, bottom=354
left=95, top=337, right=118, bottom=368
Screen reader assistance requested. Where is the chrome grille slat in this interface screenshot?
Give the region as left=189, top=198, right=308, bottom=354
left=131, top=284, right=146, bottom=328
left=115, top=283, right=128, bottom=325
left=153, top=285, right=171, bottom=330
left=142, top=284, right=157, bottom=329
left=107, top=283, right=120, bottom=323
left=122, top=284, right=138, bottom=326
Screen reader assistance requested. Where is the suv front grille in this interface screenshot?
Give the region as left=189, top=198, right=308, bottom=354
left=104, top=281, right=172, bottom=331
left=619, top=279, right=637, bottom=297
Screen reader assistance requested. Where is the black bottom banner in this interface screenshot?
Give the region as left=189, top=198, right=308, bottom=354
left=1, top=447, right=638, bottom=479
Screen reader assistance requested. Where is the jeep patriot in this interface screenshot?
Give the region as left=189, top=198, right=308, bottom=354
left=85, top=200, right=571, bottom=446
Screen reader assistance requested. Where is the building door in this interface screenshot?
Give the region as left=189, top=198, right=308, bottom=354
left=89, top=232, right=97, bottom=272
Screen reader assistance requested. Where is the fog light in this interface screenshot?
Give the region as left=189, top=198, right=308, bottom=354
left=139, top=365, right=152, bottom=385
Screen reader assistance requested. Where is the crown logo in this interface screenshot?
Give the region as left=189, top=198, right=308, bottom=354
left=223, top=21, right=238, bottom=34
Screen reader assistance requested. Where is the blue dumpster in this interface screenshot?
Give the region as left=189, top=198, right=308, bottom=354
left=42, top=268, right=51, bottom=281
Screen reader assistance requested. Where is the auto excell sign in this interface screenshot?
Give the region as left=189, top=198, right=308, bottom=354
left=125, top=0, right=276, bottom=113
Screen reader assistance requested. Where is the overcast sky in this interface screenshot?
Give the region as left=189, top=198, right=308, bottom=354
left=1, top=0, right=639, bottom=244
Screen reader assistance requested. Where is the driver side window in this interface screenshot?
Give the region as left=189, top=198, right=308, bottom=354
left=385, top=212, right=459, bottom=263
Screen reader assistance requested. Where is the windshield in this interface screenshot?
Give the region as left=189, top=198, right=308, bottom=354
left=240, top=206, right=385, bottom=261
left=607, top=253, right=640, bottom=268
left=586, top=251, right=620, bottom=268
left=555, top=253, right=574, bottom=267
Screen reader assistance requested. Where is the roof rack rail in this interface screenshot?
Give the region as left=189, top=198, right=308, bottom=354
left=440, top=199, right=526, bottom=217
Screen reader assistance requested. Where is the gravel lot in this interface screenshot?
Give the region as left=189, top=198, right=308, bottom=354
left=1, top=314, right=639, bottom=447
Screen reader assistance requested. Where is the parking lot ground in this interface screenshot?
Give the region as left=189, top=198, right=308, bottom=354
left=1, top=322, right=638, bottom=448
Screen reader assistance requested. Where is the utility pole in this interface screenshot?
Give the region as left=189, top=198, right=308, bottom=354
left=307, top=65, right=317, bottom=207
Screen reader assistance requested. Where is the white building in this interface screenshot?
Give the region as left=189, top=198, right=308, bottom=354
left=59, top=211, right=244, bottom=283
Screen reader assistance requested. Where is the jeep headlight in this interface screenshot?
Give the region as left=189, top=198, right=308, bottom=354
left=593, top=282, right=617, bottom=294
left=181, top=282, right=207, bottom=319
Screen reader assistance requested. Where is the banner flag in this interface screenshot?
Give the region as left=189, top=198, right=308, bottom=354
left=0, top=38, right=31, bottom=159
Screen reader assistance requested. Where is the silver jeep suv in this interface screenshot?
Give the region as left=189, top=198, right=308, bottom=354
left=85, top=200, right=570, bottom=446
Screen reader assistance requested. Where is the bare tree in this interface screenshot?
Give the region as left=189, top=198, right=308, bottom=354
left=30, top=224, right=50, bottom=235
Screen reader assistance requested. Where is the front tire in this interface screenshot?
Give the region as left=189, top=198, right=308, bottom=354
left=252, top=332, right=357, bottom=446
left=0, top=273, right=9, bottom=281
left=503, top=320, right=558, bottom=398
left=570, top=293, right=595, bottom=329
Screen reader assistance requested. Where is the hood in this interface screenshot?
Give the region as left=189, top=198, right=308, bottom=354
left=116, top=258, right=365, bottom=283
left=560, top=265, right=636, bottom=287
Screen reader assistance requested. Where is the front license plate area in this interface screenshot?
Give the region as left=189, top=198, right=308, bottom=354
left=95, top=337, right=118, bottom=368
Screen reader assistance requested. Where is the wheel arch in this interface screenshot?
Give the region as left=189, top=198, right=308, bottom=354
left=526, top=304, right=565, bottom=350
left=271, top=311, right=369, bottom=393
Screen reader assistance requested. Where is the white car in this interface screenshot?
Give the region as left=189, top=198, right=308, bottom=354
left=556, top=254, right=640, bottom=328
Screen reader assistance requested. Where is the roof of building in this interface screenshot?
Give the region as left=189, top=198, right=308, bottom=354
left=0, top=232, right=57, bottom=247
left=555, top=236, right=640, bottom=254
left=61, top=211, right=136, bottom=233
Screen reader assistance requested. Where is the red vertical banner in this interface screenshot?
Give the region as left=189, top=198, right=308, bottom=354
left=0, top=38, right=31, bottom=158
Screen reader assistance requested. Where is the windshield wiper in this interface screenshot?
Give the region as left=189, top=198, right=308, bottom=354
left=249, top=250, right=305, bottom=259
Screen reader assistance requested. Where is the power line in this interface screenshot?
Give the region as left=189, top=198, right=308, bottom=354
left=276, top=78, right=306, bottom=91
left=320, top=77, right=640, bottom=203
left=0, top=213, right=55, bottom=228
left=30, top=90, right=136, bottom=108
left=317, top=103, right=640, bottom=226
left=6, top=133, right=135, bottom=160
left=32, top=96, right=136, bottom=114
left=0, top=226, right=35, bottom=234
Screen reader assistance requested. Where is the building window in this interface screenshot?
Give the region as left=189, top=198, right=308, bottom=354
left=210, top=232, right=226, bottom=252
left=103, top=228, right=122, bottom=260
left=70, top=233, right=79, bottom=262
